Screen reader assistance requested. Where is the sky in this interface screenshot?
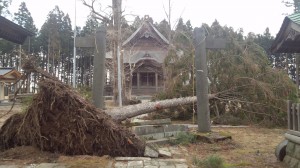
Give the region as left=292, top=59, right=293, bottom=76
left=8, top=0, right=294, bottom=36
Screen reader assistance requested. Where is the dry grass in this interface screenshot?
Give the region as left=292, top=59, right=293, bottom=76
left=57, top=155, right=112, bottom=168
left=187, top=127, right=287, bottom=168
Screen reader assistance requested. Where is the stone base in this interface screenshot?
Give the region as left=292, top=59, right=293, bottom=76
left=193, top=131, right=232, bottom=143
left=275, top=140, right=288, bottom=161
left=284, top=137, right=300, bottom=167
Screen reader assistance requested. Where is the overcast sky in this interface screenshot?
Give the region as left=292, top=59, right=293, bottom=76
left=8, top=0, right=293, bottom=36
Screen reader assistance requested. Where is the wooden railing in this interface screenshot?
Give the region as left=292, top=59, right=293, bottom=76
left=287, top=101, right=300, bottom=131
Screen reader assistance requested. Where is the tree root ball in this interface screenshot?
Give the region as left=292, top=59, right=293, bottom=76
left=0, top=75, right=145, bottom=157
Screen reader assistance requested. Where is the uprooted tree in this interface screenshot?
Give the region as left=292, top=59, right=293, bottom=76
left=0, top=60, right=215, bottom=156
left=0, top=62, right=145, bottom=156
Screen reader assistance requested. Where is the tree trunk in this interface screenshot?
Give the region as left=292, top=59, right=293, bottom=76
left=105, top=94, right=216, bottom=121
left=112, top=0, right=122, bottom=105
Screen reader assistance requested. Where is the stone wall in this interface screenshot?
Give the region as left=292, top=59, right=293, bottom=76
left=284, top=140, right=300, bottom=167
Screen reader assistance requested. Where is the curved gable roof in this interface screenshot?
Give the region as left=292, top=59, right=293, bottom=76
left=271, top=13, right=300, bottom=53
left=122, top=17, right=169, bottom=47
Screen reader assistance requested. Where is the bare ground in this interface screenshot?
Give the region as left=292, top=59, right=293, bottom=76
left=187, top=126, right=287, bottom=168
left=0, top=104, right=288, bottom=167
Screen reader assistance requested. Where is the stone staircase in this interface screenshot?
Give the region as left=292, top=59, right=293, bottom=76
left=130, top=118, right=188, bottom=144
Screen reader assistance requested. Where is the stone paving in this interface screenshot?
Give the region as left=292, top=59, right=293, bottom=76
left=0, top=146, right=189, bottom=168
left=114, top=146, right=189, bottom=168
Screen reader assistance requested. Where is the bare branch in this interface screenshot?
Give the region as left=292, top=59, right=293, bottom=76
left=81, top=0, right=110, bottom=23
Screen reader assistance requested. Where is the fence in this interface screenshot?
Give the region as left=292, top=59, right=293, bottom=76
left=287, top=100, right=300, bottom=131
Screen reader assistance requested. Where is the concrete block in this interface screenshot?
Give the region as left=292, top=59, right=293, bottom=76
left=158, top=149, right=172, bottom=157
left=160, top=166, right=176, bottom=168
left=141, top=133, right=165, bottom=140
left=131, top=118, right=171, bottom=126
left=289, top=156, right=299, bottom=168
left=164, top=125, right=188, bottom=137
left=286, top=142, right=296, bottom=155
left=114, top=162, right=127, bottom=168
left=0, top=166, right=20, bottom=168
left=156, top=159, right=187, bottom=163
left=294, top=144, right=300, bottom=160
left=144, top=166, right=158, bottom=168
left=133, top=125, right=164, bottom=136
left=144, top=146, right=159, bottom=158
left=144, top=160, right=159, bottom=166
left=127, top=161, right=143, bottom=167
left=175, top=164, right=189, bottom=168
left=36, top=163, right=66, bottom=168
left=169, top=146, right=182, bottom=155
left=284, top=155, right=292, bottom=165
left=146, top=138, right=177, bottom=145
left=158, top=161, right=168, bottom=166
left=115, top=157, right=151, bottom=161
left=164, top=131, right=187, bottom=138
left=275, top=140, right=287, bottom=161
left=164, top=125, right=188, bottom=132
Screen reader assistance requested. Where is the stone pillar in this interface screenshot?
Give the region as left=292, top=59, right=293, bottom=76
left=137, top=73, right=140, bottom=89
left=0, top=83, right=4, bottom=101
left=155, top=73, right=158, bottom=91
left=194, top=27, right=211, bottom=132
left=92, top=26, right=106, bottom=109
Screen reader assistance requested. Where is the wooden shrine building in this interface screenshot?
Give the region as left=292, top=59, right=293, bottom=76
left=0, top=16, right=34, bottom=44
left=122, top=15, right=169, bottom=95
left=271, top=13, right=300, bottom=167
left=0, top=16, right=33, bottom=101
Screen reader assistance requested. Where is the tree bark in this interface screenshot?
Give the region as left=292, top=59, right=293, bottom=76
left=105, top=94, right=216, bottom=121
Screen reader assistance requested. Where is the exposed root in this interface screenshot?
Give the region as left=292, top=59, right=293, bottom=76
left=0, top=61, right=145, bottom=157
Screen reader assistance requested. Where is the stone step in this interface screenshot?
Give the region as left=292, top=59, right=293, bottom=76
left=131, top=118, right=171, bottom=126
left=146, top=137, right=177, bottom=145
left=132, top=124, right=188, bottom=140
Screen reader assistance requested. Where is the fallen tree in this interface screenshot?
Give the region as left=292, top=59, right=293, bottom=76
left=0, top=61, right=216, bottom=156
left=106, top=95, right=215, bottom=121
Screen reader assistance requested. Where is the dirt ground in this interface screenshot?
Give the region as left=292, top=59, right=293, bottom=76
left=187, top=126, right=287, bottom=168
left=0, top=104, right=288, bottom=167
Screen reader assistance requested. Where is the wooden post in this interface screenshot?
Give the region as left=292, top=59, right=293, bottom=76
left=155, top=73, right=158, bottom=91
left=194, top=27, right=210, bottom=132
left=137, top=73, right=140, bottom=89
left=92, top=26, right=106, bottom=109
left=288, top=100, right=292, bottom=130
left=297, top=103, right=300, bottom=131
left=293, top=104, right=297, bottom=130
left=296, top=54, right=299, bottom=96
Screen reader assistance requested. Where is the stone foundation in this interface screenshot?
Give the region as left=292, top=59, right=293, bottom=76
left=284, top=132, right=300, bottom=167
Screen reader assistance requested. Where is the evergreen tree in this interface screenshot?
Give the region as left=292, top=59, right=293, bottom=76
left=131, top=16, right=142, bottom=31
left=254, top=28, right=274, bottom=56
left=81, top=17, right=100, bottom=36
left=37, top=6, right=73, bottom=81
left=14, top=2, right=38, bottom=53
left=283, top=0, right=300, bottom=13
left=156, top=19, right=170, bottom=40
left=0, top=0, right=11, bottom=16
left=14, top=2, right=37, bottom=31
